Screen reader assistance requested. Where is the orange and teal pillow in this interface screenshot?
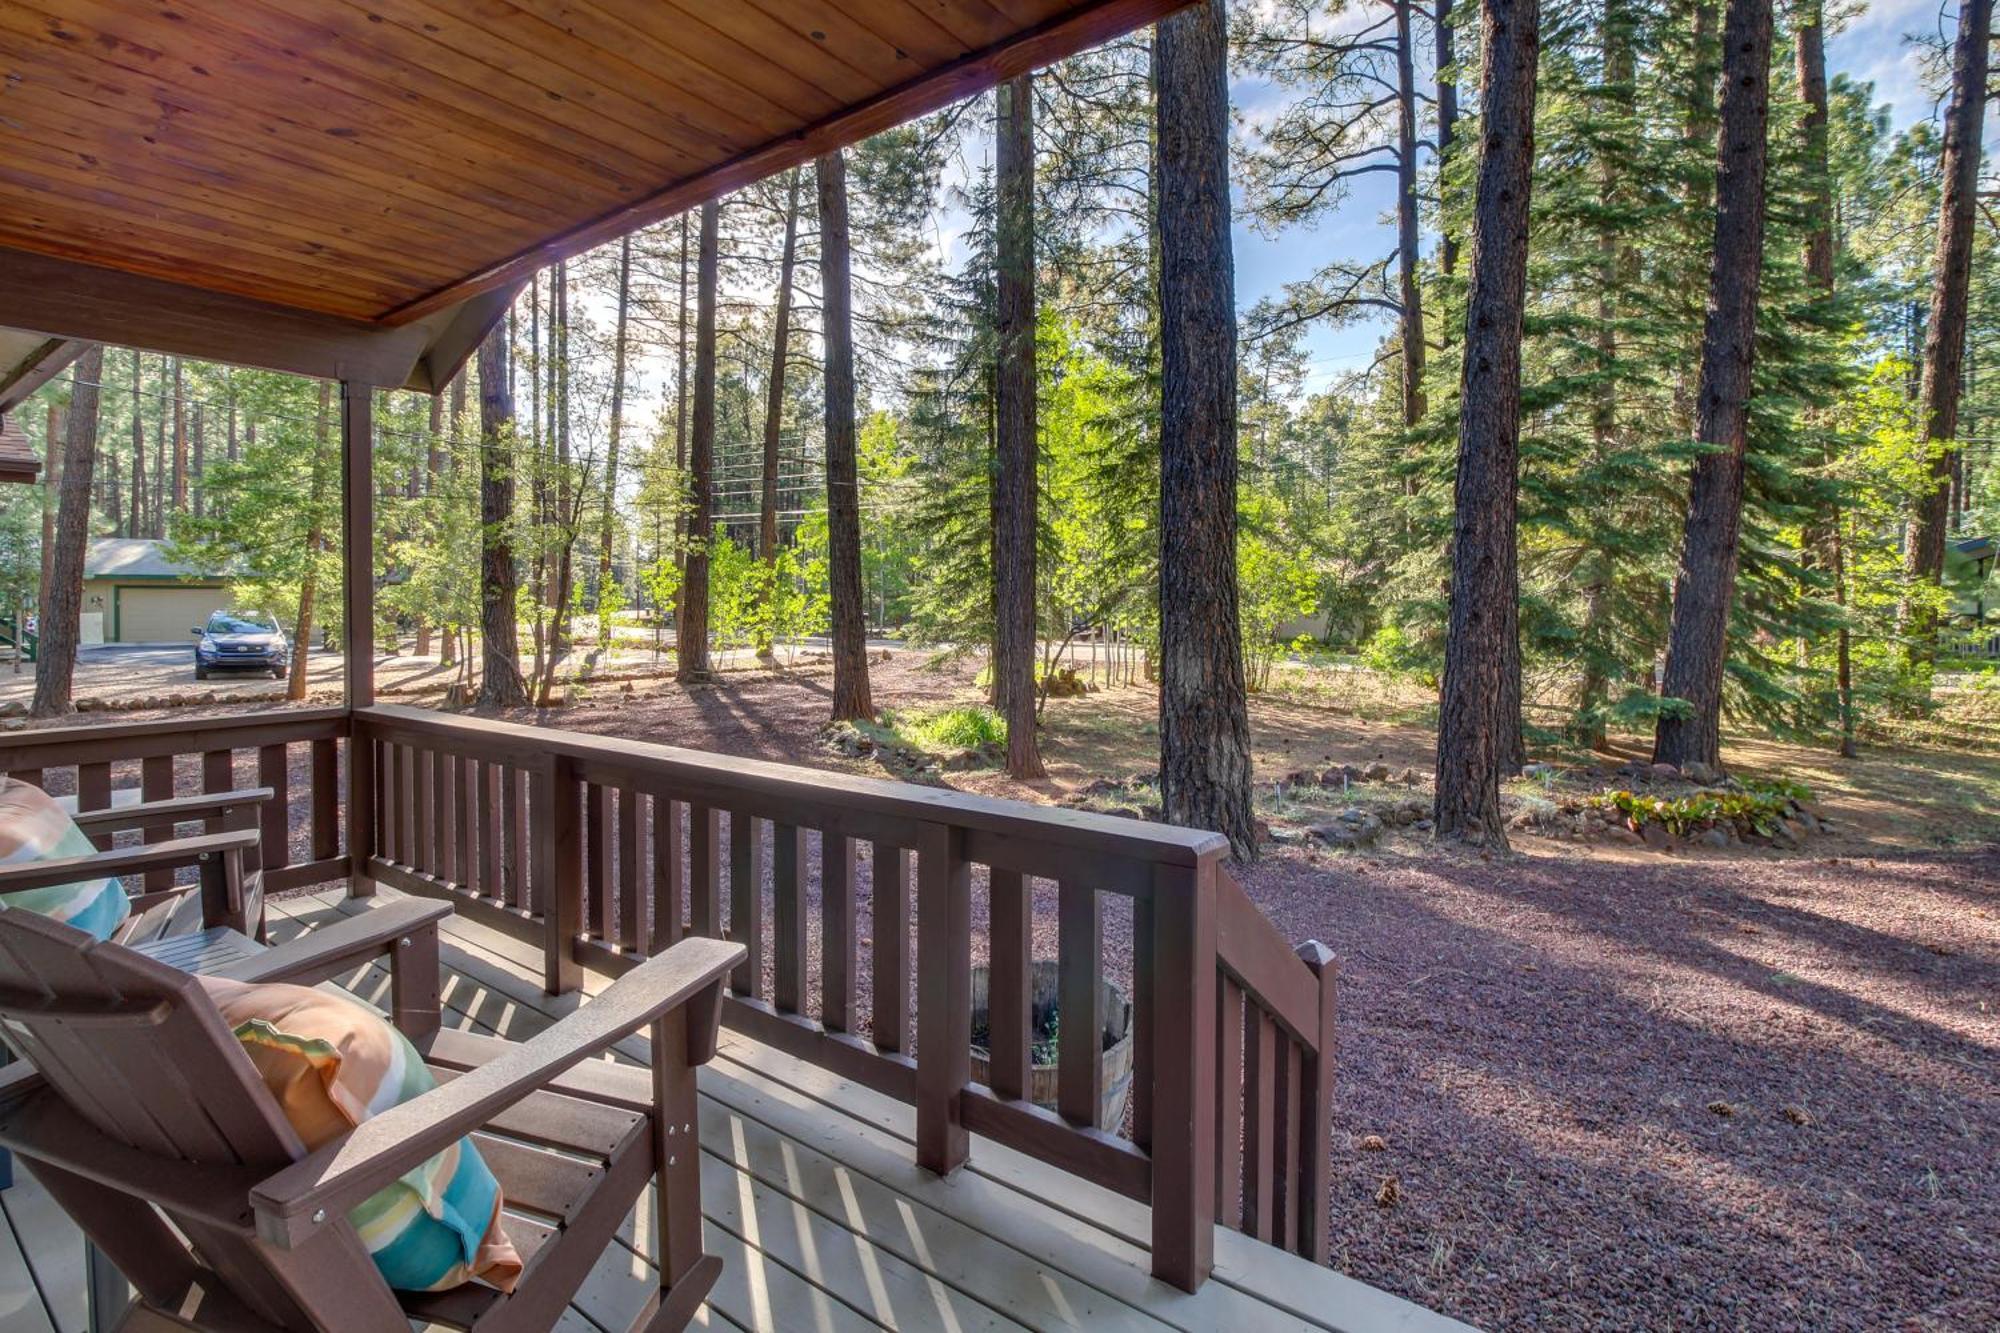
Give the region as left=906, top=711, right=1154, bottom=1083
left=0, top=778, right=129, bottom=941
left=199, top=976, right=521, bottom=1294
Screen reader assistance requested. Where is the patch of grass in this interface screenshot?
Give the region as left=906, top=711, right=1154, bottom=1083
left=885, top=704, right=1006, bottom=753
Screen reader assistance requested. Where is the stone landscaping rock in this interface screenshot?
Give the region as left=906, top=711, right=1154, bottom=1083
left=0, top=700, right=25, bottom=718
left=1312, top=807, right=1383, bottom=849
left=1650, top=762, right=1680, bottom=780
left=1363, top=762, right=1392, bottom=782
left=1683, top=760, right=1721, bottom=785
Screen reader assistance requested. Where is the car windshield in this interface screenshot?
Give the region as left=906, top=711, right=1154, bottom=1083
left=207, top=614, right=277, bottom=635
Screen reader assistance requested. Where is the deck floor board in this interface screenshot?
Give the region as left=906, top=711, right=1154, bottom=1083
left=2, top=886, right=1467, bottom=1333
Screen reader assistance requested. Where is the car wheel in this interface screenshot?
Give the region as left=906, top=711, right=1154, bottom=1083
left=272, top=667, right=287, bottom=681
left=194, top=664, right=209, bottom=681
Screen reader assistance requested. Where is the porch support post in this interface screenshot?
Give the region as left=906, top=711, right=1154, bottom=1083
left=341, top=380, right=376, bottom=899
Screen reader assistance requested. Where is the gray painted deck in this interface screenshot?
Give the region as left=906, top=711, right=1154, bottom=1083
left=0, top=886, right=1471, bottom=1333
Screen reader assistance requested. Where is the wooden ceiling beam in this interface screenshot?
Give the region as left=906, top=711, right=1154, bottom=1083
left=0, top=336, right=88, bottom=415
left=0, top=247, right=509, bottom=392
left=380, top=0, right=1191, bottom=325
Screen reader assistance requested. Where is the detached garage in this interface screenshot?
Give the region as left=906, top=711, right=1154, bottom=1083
left=81, top=539, right=232, bottom=644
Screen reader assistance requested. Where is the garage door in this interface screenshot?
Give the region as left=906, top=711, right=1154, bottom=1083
left=115, top=586, right=231, bottom=643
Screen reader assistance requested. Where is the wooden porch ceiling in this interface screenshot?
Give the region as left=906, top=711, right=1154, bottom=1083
left=0, top=0, right=1187, bottom=397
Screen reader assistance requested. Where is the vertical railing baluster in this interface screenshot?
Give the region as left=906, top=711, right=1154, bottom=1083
left=823, top=834, right=856, bottom=1033
left=728, top=813, right=766, bottom=996
left=501, top=764, right=524, bottom=909
left=689, top=805, right=721, bottom=937
left=772, top=824, right=806, bottom=1014
left=1275, top=1040, right=1301, bottom=1252
left=202, top=749, right=233, bottom=834
left=397, top=744, right=416, bottom=868
left=651, top=797, right=686, bottom=953
left=1243, top=1005, right=1277, bottom=1242
left=586, top=782, right=612, bottom=941
left=618, top=786, right=642, bottom=950
left=1296, top=941, right=1336, bottom=1263
left=311, top=737, right=339, bottom=864
left=1132, top=894, right=1155, bottom=1150
left=412, top=748, right=433, bottom=875
left=257, top=743, right=288, bottom=874
left=871, top=843, right=912, bottom=1055
left=1215, top=974, right=1246, bottom=1232
left=452, top=754, right=473, bottom=892
left=915, top=821, right=970, bottom=1176
left=140, top=754, right=173, bottom=893
left=477, top=761, right=500, bottom=901
left=1057, top=877, right=1102, bottom=1127
left=1148, top=857, right=1217, bottom=1292
left=987, top=869, right=1030, bottom=1101
left=536, top=755, right=583, bottom=995
left=432, top=746, right=454, bottom=886
left=350, top=729, right=377, bottom=898
left=77, top=762, right=112, bottom=849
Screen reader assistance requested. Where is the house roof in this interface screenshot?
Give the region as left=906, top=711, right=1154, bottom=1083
left=0, top=0, right=1187, bottom=397
left=0, top=416, right=40, bottom=486
left=83, top=538, right=226, bottom=583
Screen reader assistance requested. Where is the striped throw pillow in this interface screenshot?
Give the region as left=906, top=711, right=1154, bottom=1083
left=199, top=976, right=522, bottom=1294
left=0, top=778, right=129, bottom=941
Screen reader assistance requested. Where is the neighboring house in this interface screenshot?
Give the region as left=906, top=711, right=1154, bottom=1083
left=1946, top=534, right=1995, bottom=623
left=81, top=538, right=232, bottom=644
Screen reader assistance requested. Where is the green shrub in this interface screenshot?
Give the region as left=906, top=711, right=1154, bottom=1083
left=889, top=705, right=1007, bottom=753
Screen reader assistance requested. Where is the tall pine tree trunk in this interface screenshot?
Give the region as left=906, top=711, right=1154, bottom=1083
left=1795, top=0, right=1855, bottom=756
left=1903, top=0, right=1991, bottom=662
left=601, top=233, right=632, bottom=637
left=678, top=201, right=721, bottom=683
left=1436, top=0, right=1460, bottom=278
left=759, top=170, right=803, bottom=659
left=289, top=383, right=331, bottom=703
left=675, top=213, right=691, bottom=586
left=996, top=74, right=1047, bottom=780
left=1654, top=0, right=1775, bottom=772
left=31, top=345, right=102, bottom=719
left=170, top=358, right=187, bottom=519
left=128, top=352, right=145, bottom=538
left=1394, top=0, right=1427, bottom=426
left=818, top=148, right=875, bottom=722
left=1434, top=0, right=1541, bottom=847
left=1157, top=0, right=1256, bottom=859
left=476, top=324, right=528, bottom=708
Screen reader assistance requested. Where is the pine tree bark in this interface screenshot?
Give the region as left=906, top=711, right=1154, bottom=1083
left=31, top=345, right=102, bottom=719
left=818, top=148, right=875, bottom=722
left=761, top=171, right=801, bottom=568
left=1157, top=0, right=1257, bottom=859
left=601, top=233, right=632, bottom=633
left=289, top=383, right=331, bottom=703
left=476, top=323, right=529, bottom=708
left=1653, top=0, right=1775, bottom=772
left=1394, top=0, right=1428, bottom=426
left=1434, top=0, right=1541, bottom=847
left=1795, top=0, right=1855, bottom=756
left=170, top=358, right=187, bottom=518
left=1436, top=0, right=1460, bottom=278
left=129, top=352, right=144, bottom=539
left=995, top=74, right=1047, bottom=780
left=678, top=201, right=722, bottom=683
left=1903, top=0, right=1991, bottom=661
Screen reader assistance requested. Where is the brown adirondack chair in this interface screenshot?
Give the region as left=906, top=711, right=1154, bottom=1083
left=0, top=893, right=744, bottom=1332
left=0, top=784, right=275, bottom=945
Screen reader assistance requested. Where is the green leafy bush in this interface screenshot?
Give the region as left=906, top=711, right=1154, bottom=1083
left=889, top=705, right=1007, bottom=753
left=1591, top=778, right=1812, bottom=838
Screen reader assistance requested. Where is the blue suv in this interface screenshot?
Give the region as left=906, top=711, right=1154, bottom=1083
left=193, top=611, right=290, bottom=681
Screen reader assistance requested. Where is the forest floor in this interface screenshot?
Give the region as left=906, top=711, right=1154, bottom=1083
left=19, top=645, right=1998, bottom=1330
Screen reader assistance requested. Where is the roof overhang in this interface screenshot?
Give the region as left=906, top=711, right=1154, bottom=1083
left=0, top=0, right=1188, bottom=394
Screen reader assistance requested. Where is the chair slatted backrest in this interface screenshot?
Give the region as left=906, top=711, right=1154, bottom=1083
left=0, top=904, right=323, bottom=1327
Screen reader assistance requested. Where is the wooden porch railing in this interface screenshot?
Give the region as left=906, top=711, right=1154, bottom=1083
left=354, top=702, right=1336, bottom=1290
left=0, top=702, right=1336, bottom=1290
left=0, top=707, right=351, bottom=895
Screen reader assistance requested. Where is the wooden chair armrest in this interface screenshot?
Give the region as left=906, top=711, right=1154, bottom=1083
left=71, top=788, right=273, bottom=836
left=249, top=936, right=744, bottom=1249
left=214, top=897, right=451, bottom=988
left=0, top=829, right=259, bottom=895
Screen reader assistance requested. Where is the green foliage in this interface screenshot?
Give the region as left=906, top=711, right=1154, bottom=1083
left=887, top=704, right=1007, bottom=753
left=1591, top=778, right=1812, bottom=838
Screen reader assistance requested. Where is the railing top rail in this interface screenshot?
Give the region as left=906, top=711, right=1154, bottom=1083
left=357, top=703, right=1230, bottom=868
left=0, top=705, right=352, bottom=768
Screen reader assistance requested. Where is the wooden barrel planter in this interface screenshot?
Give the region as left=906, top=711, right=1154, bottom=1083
left=969, top=960, right=1134, bottom=1128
